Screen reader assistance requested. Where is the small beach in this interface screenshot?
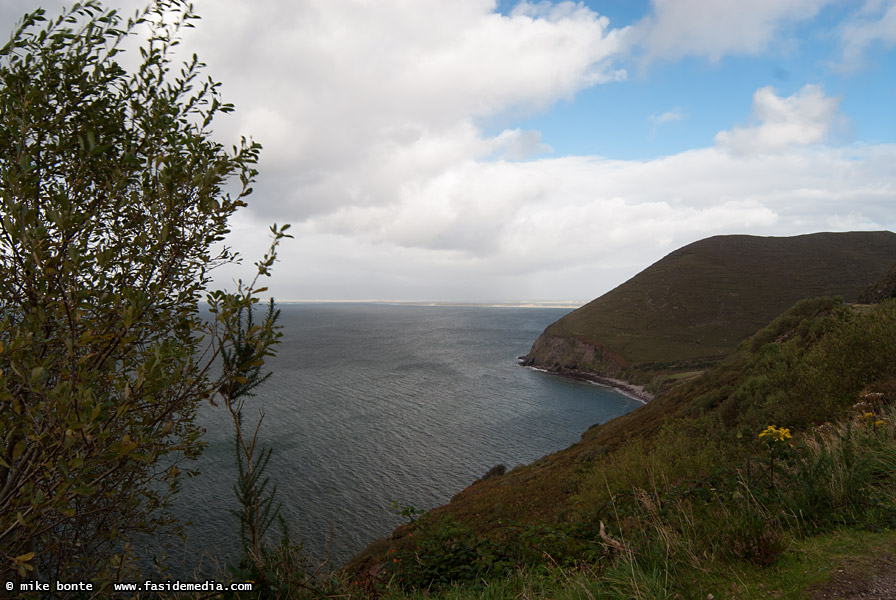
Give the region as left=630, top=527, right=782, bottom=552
left=522, top=364, right=654, bottom=404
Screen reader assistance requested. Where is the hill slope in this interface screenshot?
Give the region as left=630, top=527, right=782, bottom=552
left=347, top=297, right=896, bottom=598
left=522, top=231, right=896, bottom=380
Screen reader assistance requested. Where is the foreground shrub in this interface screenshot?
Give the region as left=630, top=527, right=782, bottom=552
left=0, top=0, right=288, bottom=583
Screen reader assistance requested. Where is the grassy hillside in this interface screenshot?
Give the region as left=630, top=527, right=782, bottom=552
left=522, top=231, right=896, bottom=382
left=341, top=296, right=896, bottom=599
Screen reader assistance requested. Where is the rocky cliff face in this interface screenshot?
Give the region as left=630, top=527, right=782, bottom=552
left=522, top=231, right=896, bottom=380
left=521, top=334, right=627, bottom=376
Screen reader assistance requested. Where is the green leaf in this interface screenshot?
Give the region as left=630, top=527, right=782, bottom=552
left=12, top=438, right=26, bottom=462
left=18, top=152, right=33, bottom=172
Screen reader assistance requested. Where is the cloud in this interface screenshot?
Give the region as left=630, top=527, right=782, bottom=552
left=219, top=136, right=896, bottom=301
left=82, top=0, right=633, bottom=255
left=253, top=67, right=887, bottom=298
left=631, top=0, right=835, bottom=63
left=714, top=84, right=842, bottom=155
left=179, top=0, right=627, bottom=213
left=490, top=128, right=555, bottom=160
left=839, top=0, right=896, bottom=68
left=649, top=109, right=685, bottom=125
left=309, top=140, right=891, bottom=259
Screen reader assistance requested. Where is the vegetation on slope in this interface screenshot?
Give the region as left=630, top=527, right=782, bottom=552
left=860, top=263, right=896, bottom=304
left=343, top=296, right=896, bottom=599
left=522, top=232, right=896, bottom=384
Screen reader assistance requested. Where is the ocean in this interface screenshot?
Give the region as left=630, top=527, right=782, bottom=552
left=160, top=303, right=642, bottom=576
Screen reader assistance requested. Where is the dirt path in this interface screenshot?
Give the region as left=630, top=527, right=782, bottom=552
left=810, top=541, right=896, bottom=599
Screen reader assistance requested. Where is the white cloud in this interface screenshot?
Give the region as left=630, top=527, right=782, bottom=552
left=631, top=0, right=835, bottom=63
left=134, top=0, right=630, bottom=231
left=826, top=211, right=881, bottom=229
left=649, top=109, right=684, bottom=124
left=220, top=138, right=896, bottom=301
left=491, top=129, right=554, bottom=160
left=714, top=84, right=842, bottom=155
left=839, top=0, right=896, bottom=68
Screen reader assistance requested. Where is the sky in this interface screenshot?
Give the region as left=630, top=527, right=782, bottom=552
left=4, top=0, right=896, bottom=303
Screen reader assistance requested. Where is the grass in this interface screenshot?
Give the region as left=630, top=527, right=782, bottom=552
left=370, top=529, right=896, bottom=600
left=688, top=528, right=896, bottom=599
left=343, top=529, right=896, bottom=600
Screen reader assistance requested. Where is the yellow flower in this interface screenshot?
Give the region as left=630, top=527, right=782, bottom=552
left=759, top=425, right=792, bottom=443
left=859, top=412, right=886, bottom=428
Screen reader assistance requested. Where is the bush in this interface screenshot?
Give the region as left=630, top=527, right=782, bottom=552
left=0, top=0, right=287, bottom=583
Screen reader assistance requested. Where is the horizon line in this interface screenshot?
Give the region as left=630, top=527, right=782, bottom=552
left=241, top=299, right=587, bottom=308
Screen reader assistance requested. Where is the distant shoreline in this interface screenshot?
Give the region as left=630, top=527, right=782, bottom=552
left=523, top=364, right=654, bottom=404
left=261, top=299, right=587, bottom=309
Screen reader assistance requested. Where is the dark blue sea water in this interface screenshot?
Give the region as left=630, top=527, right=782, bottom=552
left=163, top=303, right=641, bottom=575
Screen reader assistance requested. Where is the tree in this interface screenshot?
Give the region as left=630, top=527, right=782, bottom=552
left=223, top=298, right=285, bottom=573
left=0, top=0, right=289, bottom=585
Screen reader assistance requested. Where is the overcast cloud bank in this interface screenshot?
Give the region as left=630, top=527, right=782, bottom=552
left=2, top=0, right=894, bottom=301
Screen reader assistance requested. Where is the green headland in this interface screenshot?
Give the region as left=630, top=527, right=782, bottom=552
left=522, top=231, right=896, bottom=392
